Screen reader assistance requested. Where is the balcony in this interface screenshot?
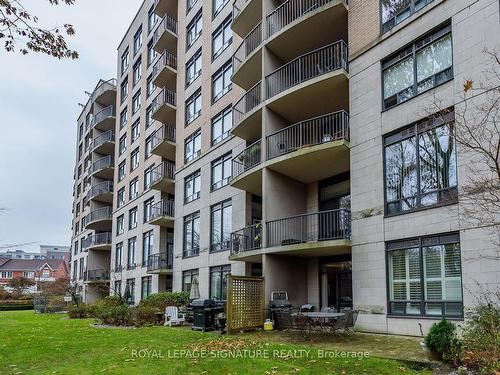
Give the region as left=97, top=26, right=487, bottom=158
left=231, top=139, right=262, bottom=195
left=265, top=0, right=347, bottom=60
left=84, top=269, right=109, bottom=283
left=232, top=22, right=262, bottom=90
left=85, top=206, right=112, bottom=231
left=151, top=124, right=176, bottom=160
left=153, top=15, right=178, bottom=53
left=147, top=199, right=175, bottom=227
left=152, top=88, right=176, bottom=123
left=154, top=0, right=178, bottom=18
left=85, top=181, right=114, bottom=204
left=91, top=79, right=116, bottom=108
left=90, top=155, right=114, bottom=179
left=230, top=209, right=351, bottom=261
left=91, top=131, right=115, bottom=155
left=147, top=250, right=173, bottom=274
left=150, top=161, right=175, bottom=193
left=265, top=41, right=348, bottom=122
left=232, top=81, right=262, bottom=141
left=232, top=0, right=262, bottom=38
left=152, top=50, right=177, bottom=90
left=92, top=106, right=115, bottom=132
left=265, top=110, right=350, bottom=182
left=82, top=233, right=112, bottom=251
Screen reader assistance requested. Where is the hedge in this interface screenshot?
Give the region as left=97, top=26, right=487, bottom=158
left=0, top=304, right=34, bottom=311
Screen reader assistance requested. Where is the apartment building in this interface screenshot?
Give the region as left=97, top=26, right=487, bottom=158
left=71, top=79, right=116, bottom=303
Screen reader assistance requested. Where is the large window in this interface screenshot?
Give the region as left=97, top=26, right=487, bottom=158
left=119, top=134, right=127, bottom=155
left=382, top=25, right=452, bottom=109
left=129, top=178, right=139, bottom=200
left=133, top=26, right=143, bottom=54
left=121, top=78, right=128, bottom=102
left=141, top=276, right=152, bottom=299
left=187, top=10, right=202, bottom=49
left=210, top=199, right=232, bottom=252
left=381, top=0, right=433, bottom=33
left=144, top=165, right=155, bottom=189
left=183, top=211, right=200, bottom=257
left=184, top=170, right=201, bottom=203
left=132, top=90, right=141, bottom=114
left=182, top=269, right=199, bottom=292
left=148, top=6, right=158, bottom=33
left=387, top=233, right=462, bottom=317
left=211, top=153, right=232, bottom=190
left=115, top=242, right=123, bottom=270
left=142, top=231, right=154, bottom=267
left=211, top=106, right=232, bottom=145
left=185, top=89, right=202, bottom=125
left=131, top=147, right=140, bottom=171
left=210, top=265, right=231, bottom=300
left=117, top=215, right=124, bottom=235
left=184, top=129, right=201, bottom=163
left=127, top=237, right=137, bottom=269
left=212, top=60, right=232, bottom=103
left=121, top=49, right=129, bottom=75
left=213, top=0, right=229, bottom=17
left=186, top=48, right=202, bottom=86
left=212, top=15, right=232, bottom=59
left=144, top=197, right=154, bottom=222
left=126, top=278, right=135, bottom=305
left=384, top=111, right=457, bottom=215
left=117, top=187, right=125, bottom=208
left=129, top=207, right=138, bottom=229
left=118, top=161, right=126, bottom=181
left=133, top=58, right=142, bottom=86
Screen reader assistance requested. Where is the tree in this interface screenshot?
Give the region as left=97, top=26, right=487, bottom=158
left=7, top=276, right=35, bottom=294
left=0, top=0, right=78, bottom=59
left=38, top=277, right=70, bottom=296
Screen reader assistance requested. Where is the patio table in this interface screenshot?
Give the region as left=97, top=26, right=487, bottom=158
left=292, top=312, right=345, bottom=332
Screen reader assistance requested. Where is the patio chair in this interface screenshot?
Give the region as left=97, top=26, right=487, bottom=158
left=274, top=310, right=294, bottom=330
left=344, top=310, right=359, bottom=334
left=332, top=310, right=358, bottom=334
left=164, top=306, right=185, bottom=327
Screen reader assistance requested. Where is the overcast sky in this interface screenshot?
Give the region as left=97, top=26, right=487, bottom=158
left=0, top=0, right=143, bottom=252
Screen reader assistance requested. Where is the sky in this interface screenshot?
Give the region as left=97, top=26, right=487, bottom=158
left=0, top=0, right=143, bottom=253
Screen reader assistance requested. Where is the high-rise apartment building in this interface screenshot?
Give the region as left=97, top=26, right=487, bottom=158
left=71, top=0, right=499, bottom=335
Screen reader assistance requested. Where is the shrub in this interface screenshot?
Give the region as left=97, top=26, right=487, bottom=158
left=425, top=318, right=461, bottom=362
left=139, top=291, right=190, bottom=310
left=461, top=303, right=500, bottom=373
left=68, top=304, right=89, bottom=319
left=97, top=305, right=133, bottom=326
left=132, top=305, right=158, bottom=327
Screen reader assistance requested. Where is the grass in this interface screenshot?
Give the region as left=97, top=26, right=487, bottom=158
left=0, top=311, right=433, bottom=375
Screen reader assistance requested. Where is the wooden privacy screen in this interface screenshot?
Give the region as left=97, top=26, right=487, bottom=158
left=226, top=275, right=265, bottom=334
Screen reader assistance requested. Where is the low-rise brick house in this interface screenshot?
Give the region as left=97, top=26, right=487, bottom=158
left=0, top=259, right=69, bottom=289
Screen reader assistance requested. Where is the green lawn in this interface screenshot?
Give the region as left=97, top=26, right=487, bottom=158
left=0, top=311, right=433, bottom=375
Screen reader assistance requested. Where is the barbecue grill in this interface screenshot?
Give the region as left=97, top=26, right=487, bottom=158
left=190, top=299, right=225, bottom=332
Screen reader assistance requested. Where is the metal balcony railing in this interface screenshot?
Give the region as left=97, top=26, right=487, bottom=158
left=82, top=233, right=112, bottom=250
left=92, top=106, right=115, bottom=127
left=266, top=209, right=351, bottom=247
left=147, top=249, right=173, bottom=272
left=232, top=139, right=261, bottom=178
left=230, top=222, right=262, bottom=255
left=91, top=79, right=116, bottom=103
left=152, top=88, right=176, bottom=113
left=148, top=199, right=175, bottom=221
left=266, top=110, right=349, bottom=159
left=86, top=181, right=114, bottom=201
left=233, top=80, right=261, bottom=126
left=233, top=22, right=262, bottom=72
left=92, top=130, right=115, bottom=150
left=84, top=269, right=109, bottom=282
left=91, top=155, right=114, bottom=174
left=151, top=161, right=175, bottom=184
left=265, top=41, right=348, bottom=99
left=87, top=206, right=112, bottom=225
left=151, top=123, right=176, bottom=148
left=152, top=50, right=178, bottom=79
left=154, top=14, right=178, bottom=43
left=266, top=0, right=342, bottom=38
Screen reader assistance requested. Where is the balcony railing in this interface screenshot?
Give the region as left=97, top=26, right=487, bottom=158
left=87, top=206, right=112, bottom=225
left=266, top=0, right=342, bottom=38
left=233, top=22, right=262, bottom=72
left=151, top=123, right=176, bottom=148
left=230, top=222, right=262, bottom=255
left=152, top=88, right=176, bottom=113
left=92, top=106, right=115, bottom=127
left=86, top=181, right=114, bottom=201
left=92, top=130, right=115, bottom=150
left=91, top=79, right=116, bottom=103
left=152, top=50, right=178, bottom=78
left=149, top=199, right=175, bottom=221
left=265, top=41, right=348, bottom=99
left=232, top=139, right=261, bottom=178
left=154, top=14, right=178, bottom=43
left=84, top=269, right=109, bottom=282
left=151, top=161, right=175, bottom=184
left=82, top=233, right=112, bottom=250
left=266, top=110, right=349, bottom=159
left=267, top=209, right=351, bottom=247
left=147, top=250, right=173, bottom=272
left=91, top=155, right=114, bottom=174
left=233, top=80, right=261, bottom=126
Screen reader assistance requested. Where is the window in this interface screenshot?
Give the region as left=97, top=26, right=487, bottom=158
left=382, top=25, right=452, bottom=109
left=144, top=165, right=155, bottom=189
left=148, top=6, right=158, bottom=32
left=118, top=161, right=126, bottom=181
left=144, top=197, right=154, bottom=222
left=126, top=278, right=135, bottom=304
left=133, top=58, right=142, bottom=85
left=141, top=276, right=152, bottom=299
left=212, top=60, right=232, bottom=102
left=133, top=26, right=143, bottom=54
left=72, top=260, right=77, bottom=279
left=114, top=280, right=122, bottom=296
left=387, top=233, right=462, bottom=317
left=73, top=241, right=78, bottom=255
left=117, top=187, right=125, bottom=208
left=211, top=153, right=232, bottom=190
left=127, top=238, right=137, bottom=269
left=132, top=90, right=141, bottom=114
left=381, top=0, right=433, bottom=33
left=147, top=41, right=157, bottom=66
left=384, top=111, right=457, bottom=215
left=211, top=198, right=232, bottom=251
left=1, top=271, right=13, bottom=278
left=184, top=129, right=201, bottom=163
left=145, top=135, right=154, bottom=159
left=131, top=148, right=140, bottom=171
left=121, top=49, right=129, bottom=75
left=186, top=48, right=202, bottom=86
left=187, top=10, right=202, bottom=48
left=79, top=259, right=84, bottom=279
left=115, top=242, right=123, bottom=270
left=131, top=120, right=140, bottom=142
left=212, top=15, right=232, bottom=59
left=187, top=0, right=198, bottom=12
left=146, top=74, right=155, bottom=97
left=183, top=211, right=200, bottom=257
left=210, top=265, right=231, bottom=300
left=119, top=134, right=127, bottom=155
left=117, top=215, right=124, bottom=235
left=185, top=89, right=202, bottom=125
left=120, top=108, right=128, bottom=129
left=213, top=0, right=229, bottom=16
left=129, top=178, right=139, bottom=200
left=182, top=269, right=199, bottom=291
left=184, top=170, right=201, bottom=203
left=142, top=231, right=154, bottom=266
left=120, top=78, right=128, bottom=102
left=146, top=105, right=154, bottom=128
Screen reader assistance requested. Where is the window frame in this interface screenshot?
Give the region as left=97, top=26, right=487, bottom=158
left=185, top=48, right=202, bottom=87
left=380, top=0, right=434, bottom=34
left=210, top=199, right=232, bottom=252
left=184, top=128, right=202, bottom=163
left=184, top=170, right=201, bottom=204
left=185, top=89, right=202, bottom=125
left=129, top=177, right=139, bottom=200
left=183, top=211, right=200, bottom=258
left=209, top=265, right=231, bottom=300
left=211, top=60, right=232, bottom=103
left=212, top=15, right=232, bottom=60
left=211, top=152, right=232, bottom=191
left=186, top=10, right=203, bottom=49
left=182, top=269, right=199, bottom=291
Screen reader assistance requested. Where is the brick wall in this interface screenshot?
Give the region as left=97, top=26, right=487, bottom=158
left=348, top=0, right=380, bottom=58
